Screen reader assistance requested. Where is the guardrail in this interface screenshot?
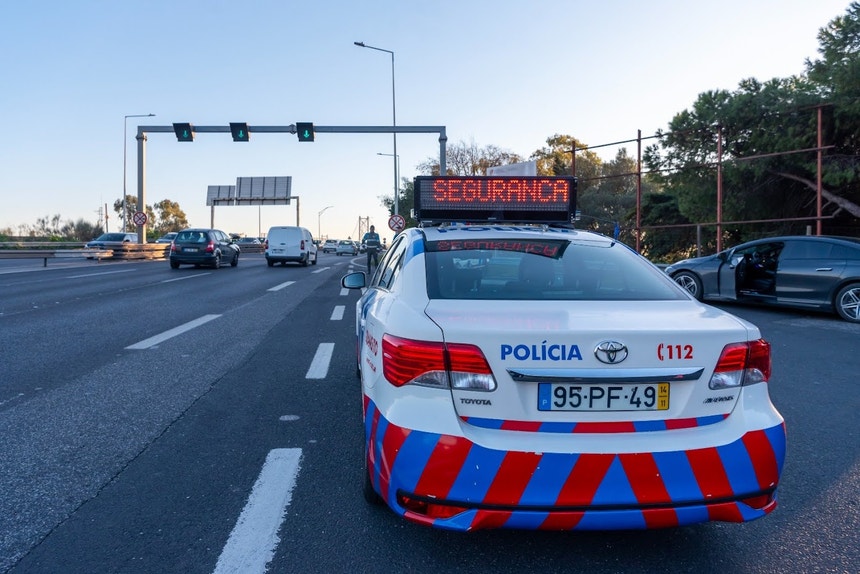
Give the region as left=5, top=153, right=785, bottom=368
left=0, top=245, right=111, bottom=267
left=0, top=242, right=170, bottom=266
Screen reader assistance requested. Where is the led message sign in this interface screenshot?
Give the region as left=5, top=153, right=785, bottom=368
left=414, top=176, right=576, bottom=223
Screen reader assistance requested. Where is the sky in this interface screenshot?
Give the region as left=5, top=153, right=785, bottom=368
left=0, top=0, right=854, bottom=243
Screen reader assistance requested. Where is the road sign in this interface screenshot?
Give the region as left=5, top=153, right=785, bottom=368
left=132, top=211, right=148, bottom=226
left=388, top=214, right=406, bottom=232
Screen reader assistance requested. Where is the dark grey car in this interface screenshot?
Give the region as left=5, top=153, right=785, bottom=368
left=169, top=228, right=240, bottom=269
left=665, top=235, right=860, bottom=322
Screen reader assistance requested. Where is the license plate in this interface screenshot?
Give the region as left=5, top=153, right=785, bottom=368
left=538, top=382, right=670, bottom=411
left=271, top=248, right=283, bottom=254
left=184, top=247, right=198, bottom=252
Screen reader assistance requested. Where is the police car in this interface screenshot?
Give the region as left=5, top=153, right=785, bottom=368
left=341, top=175, right=785, bottom=531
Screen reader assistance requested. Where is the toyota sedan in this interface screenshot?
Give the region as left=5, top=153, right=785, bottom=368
left=340, top=175, right=785, bottom=531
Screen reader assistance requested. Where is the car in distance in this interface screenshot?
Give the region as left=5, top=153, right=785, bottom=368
left=265, top=226, right=318, bottom=267
left=335, top=239, right=358, bottom=256
left=340, top=174, right=785, bottom=532
left=322, top=239, right=338, bottom=253
left=155, top=232, right=177, bottom=244
left=85, top=232, right=138, bottom=258
left=86, top=232, right=138, bottom=249
left=168, top=228, right=239, bottom=269
left=665, top=235, right=860, bottom=322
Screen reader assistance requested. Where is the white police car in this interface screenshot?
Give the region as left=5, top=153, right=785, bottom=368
left=341, top=175, right=785, bottom=531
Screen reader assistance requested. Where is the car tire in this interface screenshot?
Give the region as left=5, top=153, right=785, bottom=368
left=267, top=259, right=274, bottom=267
left=231, top=252, right=239, bottom=267
left=301, top=255, right=309, bottom=267
left=170, top=261, right=180, bottom=269
left=834, top=282, right=860, bottom=322
left=673, top=271, right=703, bottom=300
left=213, top=253, right=221, bottom=269
left=312, top=253, right=318, bottom=265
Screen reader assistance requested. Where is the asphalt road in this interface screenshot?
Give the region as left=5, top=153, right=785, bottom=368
left=0, top=254, right=857, bottom=573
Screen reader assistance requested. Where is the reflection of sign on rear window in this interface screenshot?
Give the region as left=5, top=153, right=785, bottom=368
left=427, top=239, right=567, bottom=259
left=414, top=176, right=576, bottom=223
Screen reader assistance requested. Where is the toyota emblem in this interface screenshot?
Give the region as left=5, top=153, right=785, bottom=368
left=594, top=340, right=628, bottom=364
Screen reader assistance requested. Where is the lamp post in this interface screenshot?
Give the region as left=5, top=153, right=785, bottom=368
left=318, top=205, right=334, bottom=241
left=376, top=153, right=400, bottom=214
left=123, top=113, right=155, bottom=232
left=354, top=41, right=398, bottom=216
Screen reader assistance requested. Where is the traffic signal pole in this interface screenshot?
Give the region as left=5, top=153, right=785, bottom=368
left=134, top=124, right=447, bottom=243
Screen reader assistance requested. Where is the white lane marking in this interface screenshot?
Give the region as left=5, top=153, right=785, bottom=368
left=162, top=273, right=212, bottom=284
left=125, top=314, right=221, bottom=349
left=213, top=448, right=302, bottom=574
left=311, top=266, right=331, bottom=274
left=67, top=269, right=136, bottom=279
left=306, top=343, right=334, bottom=379
left=339, top=288, right=349, bottom=296
left=267, top=281, right=295, bottom=292
left=330, top=305, right=345, bottom=321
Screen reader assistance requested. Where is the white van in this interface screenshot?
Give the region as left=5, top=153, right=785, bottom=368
left=265, top=226, right=318, bottom=266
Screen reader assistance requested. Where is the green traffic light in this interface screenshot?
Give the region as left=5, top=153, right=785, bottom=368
left=296, top=122, right=314, bottom=142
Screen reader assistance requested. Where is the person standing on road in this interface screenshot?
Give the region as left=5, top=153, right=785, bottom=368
left=362, top=225, right=381, bottom=270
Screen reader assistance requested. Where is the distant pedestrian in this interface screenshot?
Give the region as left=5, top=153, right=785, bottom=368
left=362, top=225, right=381, bottom=270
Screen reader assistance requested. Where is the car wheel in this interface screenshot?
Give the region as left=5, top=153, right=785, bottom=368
left=301, top=255, right=309, bottom=267
left=834, top=282, right=860, bottom=322
left=231, top=251, right=239, bottom=267
left=267, top=259, right=274, bottom=267
left=312, top=252, right=318, bottom=265
left=673, top=271, right=703, bottom=300
left=170, top=261, right=180, bottom=269
left=213, top=253, right=221, bottom=269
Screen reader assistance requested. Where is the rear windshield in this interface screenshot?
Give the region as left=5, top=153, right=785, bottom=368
left=424, top=239, right=686, bottom=301
left=176, top=231, right=209, bottom=243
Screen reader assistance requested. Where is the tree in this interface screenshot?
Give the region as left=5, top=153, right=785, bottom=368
left=61, top=218, right=102, bottom=242
left=113, top=195, right=186, bottom=235
left=416, top=139, right=523, bottom=176
left=379, top=177, right=418, bottom=230
left=643, top=3, right=860, bottom=252
left=152, top=199, right=189, bottom=235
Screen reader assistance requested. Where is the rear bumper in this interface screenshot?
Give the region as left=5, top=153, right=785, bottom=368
left=364, top=398, right=785, bottom=531
left=266, top=253, right=307, bottom=263
left=169, top=254, right=218, bottom=265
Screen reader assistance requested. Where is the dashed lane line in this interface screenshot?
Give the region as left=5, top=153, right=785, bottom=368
left=125, top=314, right=221, bottom=350
left=305, top=343, right=334, bottom=379
left=267, top=281, right=296, bottom=292
left=213, top=448, right=302, bottom=574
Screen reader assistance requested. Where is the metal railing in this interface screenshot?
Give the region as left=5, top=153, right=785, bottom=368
left=0, top=242, right=170, bottom=266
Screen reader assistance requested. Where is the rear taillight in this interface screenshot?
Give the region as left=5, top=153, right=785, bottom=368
left=381, top=335, right=496, bottom=391
left=710, top=339, right=771, bottom=389
left=205, top=241, right=215, bottom=253
left=170, top=243, right=177, bottom=253
left=264, top=239, right=268, bottom=249
left=300, top=239, right=305, bottom=250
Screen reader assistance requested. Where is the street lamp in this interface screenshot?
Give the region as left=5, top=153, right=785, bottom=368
left=123, top=113, right=155, bottom=232
left=318, top=205, right=334, bottom=240
left=376, top=152, right=400, bottom=214
left=354, top=41, right=398, bottom=216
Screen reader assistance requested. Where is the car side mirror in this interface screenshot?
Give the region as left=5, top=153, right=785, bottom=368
left=341, top=272, right=366, bottom=289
